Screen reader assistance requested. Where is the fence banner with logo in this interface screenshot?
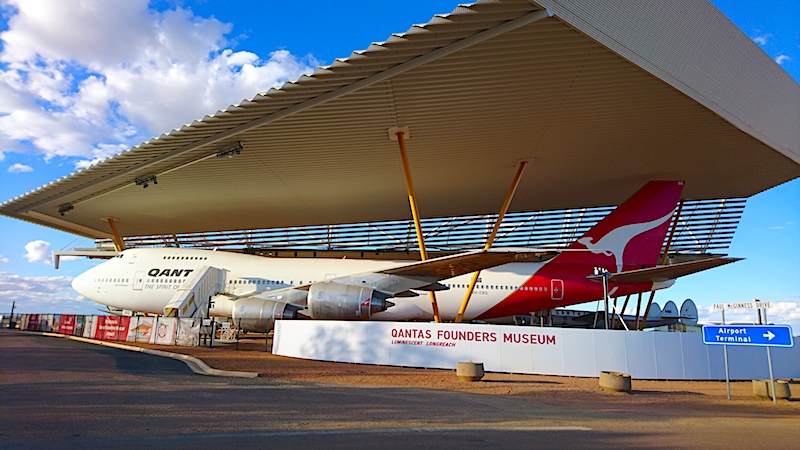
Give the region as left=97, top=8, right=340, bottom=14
left=74, top=316, right=85, bottom=336
left=37, top=314, right=49, bottom=332
left=151, top=317, right=177, bottom=345
left=83, top=316, right=96, bottom=338
left=126, top=317, right=154, bottom=343
left=42, top=314, right=56, bottom=332
left=176, top=318, right=200, bottom=347
left=58, top=315, right=76, bottom=335
left=26, top=314, right=39, bottom=331
left=19, top=314, right=29, bottom=331
left=93, top=316, right=131, bottom=341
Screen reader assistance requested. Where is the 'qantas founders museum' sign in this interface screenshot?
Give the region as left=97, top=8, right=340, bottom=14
left=273, top=321, right=800, bottom=380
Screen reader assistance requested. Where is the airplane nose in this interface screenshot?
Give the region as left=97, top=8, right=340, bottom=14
left=72, top=270, right=91, bottom=298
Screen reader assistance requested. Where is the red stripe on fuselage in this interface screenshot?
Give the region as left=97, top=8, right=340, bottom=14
left=476, top=262, right=654, bottom=319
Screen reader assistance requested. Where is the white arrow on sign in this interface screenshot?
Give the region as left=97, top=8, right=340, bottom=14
left=763, top=330, right=775, bottom=341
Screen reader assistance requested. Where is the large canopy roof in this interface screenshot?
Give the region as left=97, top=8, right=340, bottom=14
left=2, top=0, right=798, bottom=240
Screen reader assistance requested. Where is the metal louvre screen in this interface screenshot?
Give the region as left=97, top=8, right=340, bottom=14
left=103, top=198, right=745, bottom=256
left=664, top=198, right=746, bottom=254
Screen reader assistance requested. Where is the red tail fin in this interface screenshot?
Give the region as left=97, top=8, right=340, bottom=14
left=560, top=181, right=684, bottom=272
left=475, top=181, right=685, bottom=320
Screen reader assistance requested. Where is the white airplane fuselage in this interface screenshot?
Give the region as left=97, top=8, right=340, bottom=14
left=72, top=247, right=627, bottom=322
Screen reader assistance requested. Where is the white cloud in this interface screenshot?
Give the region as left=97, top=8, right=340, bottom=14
left=0, top=272, right=71, bottom=293
left=74, top=157, right=105, bottom=170
left=7, top=162, right=32, bottom=173
left=0, top=254, right=9, bottom=263
left=752, top=34, right=770, bottom=45
left=774, top=54, right=790, bottom=65
left=23, top=240, right=52, bottom=264
left=698, top=301, right=800, bottom=331
left=0, top=0, right=317, bottom=163
left=0, top=0, right=154, bottom=68
left=0, top=272, right=97, bottom=315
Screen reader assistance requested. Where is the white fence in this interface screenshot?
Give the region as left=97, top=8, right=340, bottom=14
left=17, top=314, right=200, bottom=346
left=273, top=321, right=800, bottom=380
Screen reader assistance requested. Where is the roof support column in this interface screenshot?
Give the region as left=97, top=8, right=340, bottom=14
left=634, top=292, right=643, bottom=329
left=391, top=127, right=441, bottom=323
left=618, top=294, right=631, bottom=329
left=455, top=160, right=528, bottom=323
left=639, top=291, right=657, bottom=331
left=639, top=200, right=683, bottom=330
left=610, top=296, right=619, bottom=329
left=106, top=218, right=126, bottom=252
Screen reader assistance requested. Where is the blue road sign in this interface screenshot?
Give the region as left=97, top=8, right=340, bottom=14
left=702, top=325, right=794, bottom=347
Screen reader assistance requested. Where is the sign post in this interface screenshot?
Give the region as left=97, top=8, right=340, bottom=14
left=722, top=309, right=730, bottom=399
left=703, top=322, right=794, bottom=403
left=708, top=301, right=785, bottom=402
left=766, top=344, right=776, bottom=404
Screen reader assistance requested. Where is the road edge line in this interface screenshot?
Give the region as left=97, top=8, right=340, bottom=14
left=40, top=332, right=259, bottom=378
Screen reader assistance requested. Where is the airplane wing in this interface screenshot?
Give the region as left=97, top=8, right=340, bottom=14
left=587, top=257, right=742, bottom=284
left=239, top=248, right=548, bottom=302
left=328, top=248, right=548, bottom=296
left=378, top=248, right=547, bottom=279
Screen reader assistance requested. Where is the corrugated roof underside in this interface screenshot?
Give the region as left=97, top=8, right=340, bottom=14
left=1, top=0, right=797, bottom=239
left=534, top=0, right=800, bottom=162
left=1, top=1, right=536, bottom=216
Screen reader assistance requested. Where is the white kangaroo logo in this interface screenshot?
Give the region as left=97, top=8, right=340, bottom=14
left=577, top=209, right=674, bottom=272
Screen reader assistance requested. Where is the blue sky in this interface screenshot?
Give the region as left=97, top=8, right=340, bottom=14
left=0, top=0, right=798, bottom=327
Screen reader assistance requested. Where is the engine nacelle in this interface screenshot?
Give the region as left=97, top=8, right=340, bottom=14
left=307, top=282, right=391, bottom=320
left=232, top=298, right=298, bottom=332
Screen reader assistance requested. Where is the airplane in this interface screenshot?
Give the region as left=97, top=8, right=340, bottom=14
left=528, top=299, right=699, bottom=329
left=70, top=180, right=739, bottom=331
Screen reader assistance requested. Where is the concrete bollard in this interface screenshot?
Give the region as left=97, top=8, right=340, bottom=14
left=456, top=362, right=484, bottom=382
left=752, top=380, right=791, bottom=400
left=599, top=371, right=632, bottom=392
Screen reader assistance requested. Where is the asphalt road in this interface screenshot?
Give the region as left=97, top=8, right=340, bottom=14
left=1, top=330, right=798, bottom=449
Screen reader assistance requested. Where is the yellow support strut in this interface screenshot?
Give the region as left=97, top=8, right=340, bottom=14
left=455, top=161, right=528, bottom=323
left=394, top=129, right=441, bottom=323
left=107, top=218, right=126, bottom=252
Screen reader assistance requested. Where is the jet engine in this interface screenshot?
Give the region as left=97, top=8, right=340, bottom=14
left=232, top=297, right=299, bottom=332
left=307, top=281, right=393, bottom=320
